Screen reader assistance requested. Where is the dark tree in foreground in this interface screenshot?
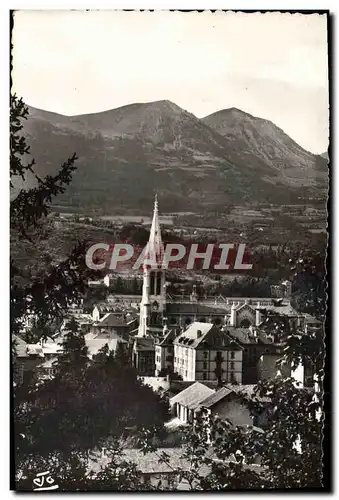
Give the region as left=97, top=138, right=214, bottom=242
left=10, top=95, right=94, bottom=341
left=15, top=320, right=169, bottom=466
left=10, top=96, right=166, bottom=490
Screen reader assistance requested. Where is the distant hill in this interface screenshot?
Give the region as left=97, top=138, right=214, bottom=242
left=17, top=100, right=328, bottom=213
left=202, top=107, right=328, bottom=188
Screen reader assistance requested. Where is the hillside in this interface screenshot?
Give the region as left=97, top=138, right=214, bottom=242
left=202, top=108, right=328, bottom=188
left=18, top=101, right=328, bottom=213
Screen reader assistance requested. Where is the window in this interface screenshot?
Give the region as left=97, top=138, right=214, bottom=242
left=204, top=351, right=208, bottom=359
left=203, top=362, right=207, bottom=369
left=240, top=318, right=251, bottom=328
left=230, top=351, right=235, bottom=359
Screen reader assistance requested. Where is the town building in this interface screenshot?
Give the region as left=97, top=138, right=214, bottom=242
left=132, top=337, right=156, bottom=376
left=155, top=326, right=177, bottom=376
left=92, top=312, right=130, bottom=338
left=173, top=322, right=243, bottom=383
left=224, top=326, right=278, bottom=384
left=84, top=330, right=128, bottom=359
left=197, top=384, right=269, bottom=428
left=170, top=382, right=269, bottom=429
left=170, top=381, right=215, bottom=424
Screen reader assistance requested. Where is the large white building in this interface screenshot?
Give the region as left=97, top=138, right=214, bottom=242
left=173, top=322, right=243, bottom=383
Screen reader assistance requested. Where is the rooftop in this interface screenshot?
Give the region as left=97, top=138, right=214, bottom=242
left=96, top=313, right=128, bottom=328
left=134, top=337, right=155, bottom=351
left=174, top=322, right=242, bottom=350
left=156, top=328, right=177, bottom=346
left=225, top=327, right=272, bottom=345
left=166, top=303, right=227, bottom=315
left=85, top=337, right=125, bottom=358
left=198, top=384, right=271, bottom=409
left=170, top=381, right=215, bottom=410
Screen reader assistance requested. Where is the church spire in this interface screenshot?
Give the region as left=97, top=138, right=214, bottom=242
left=138, top=195, right=166, bottom=337
left=144, top=193, right=164, bottom=267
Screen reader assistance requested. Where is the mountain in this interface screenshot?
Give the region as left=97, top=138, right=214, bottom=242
left=202, top=108, right=328, bottom=189
left=18, top=101, right=328, bottom=213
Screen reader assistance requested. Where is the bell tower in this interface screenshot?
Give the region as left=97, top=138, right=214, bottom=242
left=138, top=194, right=166, bottom=337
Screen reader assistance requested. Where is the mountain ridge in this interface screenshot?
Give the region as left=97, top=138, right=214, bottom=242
left=19, top=100, right=328, bottom=213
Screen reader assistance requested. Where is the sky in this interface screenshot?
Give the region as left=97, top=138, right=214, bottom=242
left=12, top=10, right=329, bottom=154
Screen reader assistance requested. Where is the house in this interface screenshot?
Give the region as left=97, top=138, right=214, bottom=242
left=85, top=331, right=128, bottom=359
left=93, top=313, right=129, bottom=338
left=67, top=302, right=85, bottom=319
left=303, top=314, right=322, bottom=332
left=92, top=304, right=124, bottom=322
left=257, top=351, right=315, bottom=388
left=88, top=447, right=210, bottom=489
left=198, top=384, right=270, bottom=428
left=166, top=379, right=219, bottom=399
left=170, top=381, right=215, bottom=424
left=225, top=326, right=278, bottom=384
left=13, top=335, right=44, bottom=385
left=13, top=335, right=63, bottom=384
left=132, top=337, right=156, bottom=375
left=155, top=328, right=177, bottom=376
left=173, top=322, right=243, bottom=383
left=270, top=280, right=292, bottom=298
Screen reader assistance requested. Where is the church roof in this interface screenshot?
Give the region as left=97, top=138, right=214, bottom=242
left=166, top=302, right=226, bottom=315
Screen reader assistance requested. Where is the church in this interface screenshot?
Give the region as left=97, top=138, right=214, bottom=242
left=131, top=196, right=307, bottom=376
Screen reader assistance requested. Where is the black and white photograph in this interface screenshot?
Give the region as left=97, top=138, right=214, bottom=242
left=10, top=9, right=329, bottom=491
